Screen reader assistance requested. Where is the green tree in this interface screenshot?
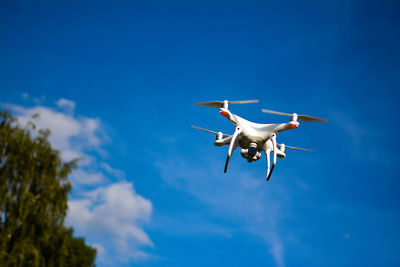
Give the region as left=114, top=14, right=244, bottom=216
left=0, top=110, right=96, bottom=266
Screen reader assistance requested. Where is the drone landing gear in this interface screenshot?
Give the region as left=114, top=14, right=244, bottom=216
left=224, top=126, right=241, bottom=173
left=265, top=134, right=277, bottom=181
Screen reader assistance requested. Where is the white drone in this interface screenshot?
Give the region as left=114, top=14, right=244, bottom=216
left=193, top=99, right=327, bottom=181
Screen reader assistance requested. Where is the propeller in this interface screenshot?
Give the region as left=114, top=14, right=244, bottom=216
left=262, top=109, right=328, bottom=123
left=196, top=99, right=259, bottom=108
left=224, top=126, right=241, bottom=173
left=191, top=125, right=230, bottom=138
left=277, top=143, right=312, bottom=152
left=285, top=145, right=312, bottom=152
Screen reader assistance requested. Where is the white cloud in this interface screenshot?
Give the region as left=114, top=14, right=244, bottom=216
left=56, top=98, right=75, bottom=112
left=7, top=103, right=102, bottom=164
left=5, top=99, right=154, bottom=264
left=71, top=169, right=108, bottom=185
left=67, top=182, right=153, bottom=261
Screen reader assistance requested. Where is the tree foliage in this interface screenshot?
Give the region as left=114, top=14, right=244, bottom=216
left=0, top=110, right=96, bottom=266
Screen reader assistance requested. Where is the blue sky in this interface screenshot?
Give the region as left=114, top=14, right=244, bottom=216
left=1, top=1, right=400, bottom=266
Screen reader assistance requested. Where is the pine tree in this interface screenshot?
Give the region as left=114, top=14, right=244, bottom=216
left=0, top=110, right=96, bottom=266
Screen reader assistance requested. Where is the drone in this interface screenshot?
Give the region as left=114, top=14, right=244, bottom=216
left=192, top=99, right=327, bottom=181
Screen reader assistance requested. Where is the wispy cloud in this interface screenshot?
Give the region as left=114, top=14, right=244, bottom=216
left=330, top=112, right=381, bottom=162
left=21, top=92, right=29, bottom=99
left=101, top=162, right=125, bottom=179
left=153, top=213, right=233, bottom=238
left=156, top=156, right=289, bottom=267
left=56, top=98, right=76, bottom=112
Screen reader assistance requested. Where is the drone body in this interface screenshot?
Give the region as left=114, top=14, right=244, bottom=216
left=193, top=100, right=326, bottom=181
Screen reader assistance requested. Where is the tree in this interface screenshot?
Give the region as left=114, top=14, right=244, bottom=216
left=0, top=110, right=96, bottom=266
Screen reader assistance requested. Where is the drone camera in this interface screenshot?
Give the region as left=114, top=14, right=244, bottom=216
left=240, top=149, right=261, bottom=162
left=248, top=146, right=257, bottom=156
left=240, top=142, right=261, bottom=162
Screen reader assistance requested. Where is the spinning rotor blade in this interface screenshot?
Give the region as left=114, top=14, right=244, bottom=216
left=261, top=109, right=292, bottom=117
left=297, top=115, right=328, bottom=123
left=195, top=99, right=259, bottom=108
left=195, top=101, right=225, bottom=108
left=191, top=125, right=230, bottom=138
left=261, top=109, right=328, bottom=123
left=192, top=125, right=217, bottom=134
left=285, top=145, right=313, bottom=152
left=229, top=100, right=259, bottom=104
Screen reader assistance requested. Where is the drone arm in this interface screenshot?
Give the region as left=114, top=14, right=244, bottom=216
left=214, top=135, right=233, bottom=146
left=219, top=108, right=240, bottom=127
left=224, top=126, right=241, bottom=173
